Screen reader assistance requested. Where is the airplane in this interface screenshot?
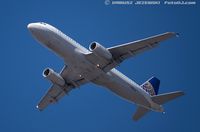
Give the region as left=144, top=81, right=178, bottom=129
left=27, top=22, right=184, bottom=121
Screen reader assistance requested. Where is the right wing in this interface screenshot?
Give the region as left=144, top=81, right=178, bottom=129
left=37, top=65, right=88, bottom=111
left=108, top=32, right=177, bottom=61
left=85, top=32, right=177, bottom=72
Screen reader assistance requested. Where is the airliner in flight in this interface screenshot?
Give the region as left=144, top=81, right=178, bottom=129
left=27, top=22, right=184, bottom=120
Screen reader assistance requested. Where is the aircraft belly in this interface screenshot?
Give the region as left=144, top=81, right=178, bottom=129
left=47, top=36, right=75, bottom=60
left=35, top=27, right=79, bottom=64
left=92, top=71, right=150, bottom=107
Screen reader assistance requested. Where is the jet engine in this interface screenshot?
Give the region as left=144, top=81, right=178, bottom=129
left=43, top=68, right=65, bottom=86
left=89, top=42, right=112, bottom=60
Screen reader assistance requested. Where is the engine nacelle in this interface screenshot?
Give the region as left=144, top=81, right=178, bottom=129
left=43, top=68, right=65, bottom=86
left=89, top=42, right=112, bottom=60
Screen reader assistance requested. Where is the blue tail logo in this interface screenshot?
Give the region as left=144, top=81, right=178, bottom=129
left=141, top=77, right=160, bottom=96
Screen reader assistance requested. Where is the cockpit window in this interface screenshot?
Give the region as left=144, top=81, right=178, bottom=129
left=39, top=22, right=46, bottom=25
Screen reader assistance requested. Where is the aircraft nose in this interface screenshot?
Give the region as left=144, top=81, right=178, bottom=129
left=27, top=23, right=34, bottom=30
left=27, top=22, right=48, bottom=33
left=27, top=22, right=49, bottom=43
left=27, top=23, right=41, bottom=32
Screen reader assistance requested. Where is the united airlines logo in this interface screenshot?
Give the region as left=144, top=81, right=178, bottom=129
left=142, top=82, right=156, bottom=96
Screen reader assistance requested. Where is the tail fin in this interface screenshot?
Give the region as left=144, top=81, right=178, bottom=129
left=151, top=91, right=184, bottom=105
left=141, top=77, right=160, bottom=96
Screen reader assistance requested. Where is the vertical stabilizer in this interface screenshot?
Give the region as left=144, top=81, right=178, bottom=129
left=141, top=77, right=160, bottom=96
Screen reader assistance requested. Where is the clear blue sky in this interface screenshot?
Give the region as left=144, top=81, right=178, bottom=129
left=0, top=0, right=199, bottom=132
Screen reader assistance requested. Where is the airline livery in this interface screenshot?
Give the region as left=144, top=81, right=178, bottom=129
left=28, top=22, right=184, bottom=120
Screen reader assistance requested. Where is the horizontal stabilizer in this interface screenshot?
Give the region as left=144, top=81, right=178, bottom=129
left=133, top=91, right=184, bottom=121
left=151, top=91, right=184, bottom=105
left=133, top=106, right=149, bottom=121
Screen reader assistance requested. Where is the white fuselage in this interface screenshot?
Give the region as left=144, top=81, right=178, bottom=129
left=28, top=22, right=162, bottom=112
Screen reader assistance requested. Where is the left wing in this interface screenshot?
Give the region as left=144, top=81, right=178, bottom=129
left=37, top=65, right=88, bottom=111
left=85, top=32, right=177, bottom=72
